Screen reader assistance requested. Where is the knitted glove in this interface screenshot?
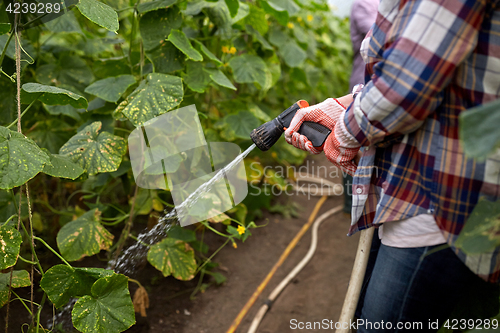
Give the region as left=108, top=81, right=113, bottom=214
left=284, top=98, right=346, bottom=154
left=324, top=111, right=362, bottom=176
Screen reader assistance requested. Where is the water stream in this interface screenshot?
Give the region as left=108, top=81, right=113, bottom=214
left=50, top=144, right=257, bottom=330
left=112, top=143, right=256, bottom=274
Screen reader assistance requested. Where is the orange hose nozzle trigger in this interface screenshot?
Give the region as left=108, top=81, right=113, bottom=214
left=297, top=100, right=309, bottom=108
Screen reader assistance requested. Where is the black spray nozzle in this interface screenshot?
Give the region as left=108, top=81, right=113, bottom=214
left=250, top=100, right=332, bottom=151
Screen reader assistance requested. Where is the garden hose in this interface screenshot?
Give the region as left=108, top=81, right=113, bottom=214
left=226, top=193, right=328, bottom=333
left=247, top=205, right=344, bottom=333
left=226, top=173, right=344, bottom=333
left=226, top=172, right=373, bottom=333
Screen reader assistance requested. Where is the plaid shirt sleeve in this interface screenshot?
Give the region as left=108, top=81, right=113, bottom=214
left=345, top=0, right=487, bottom=146
left=344, top=0, right=500, bottom=283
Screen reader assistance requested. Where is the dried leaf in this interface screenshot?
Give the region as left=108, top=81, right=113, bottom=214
left=132, top=285, right=149, bottom=317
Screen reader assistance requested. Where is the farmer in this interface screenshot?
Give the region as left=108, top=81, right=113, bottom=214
left=285, top=0, right=500, bottom=330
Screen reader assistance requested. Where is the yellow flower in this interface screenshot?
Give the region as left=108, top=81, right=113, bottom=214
left=307, top=14, right=313, bottom=22
left=229, top=46, right=237, bottom=54
left=232, top=242, right=238, bottom=249
left=222, top=46, right=229, bottom=53
left=237, top=225, right=246, bottom=235
left=271, top=152, right=277, bottom=158
left=297, top=17, right=303, bottom=22
left=287, top=22, right=294, bottom=29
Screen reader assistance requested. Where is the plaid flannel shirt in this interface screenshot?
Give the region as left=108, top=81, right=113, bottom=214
left=344, top=0, right=500, bottom=282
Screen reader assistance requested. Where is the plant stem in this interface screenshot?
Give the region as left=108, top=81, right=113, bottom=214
left=128, top=233, right=150, bottom=247
left=195, top=238, right=230, bottom=274
left=156, top=196, right=175, bottom=208
left=33, top=236, right=73, bottom=270
left=112, top=185, right=139, bottom=268
left=66, top=189, right=95, bottom=207
left=35, top=293, right=46, bottom=333
left=128, top=0, right=142, bottom=70
left=200, top=221, right=231, bottom=238
left=190, top=269, right=206, bottom=300
left=18, top=256, right=37, bottom=265
left=18, top=223, right=44, bottom=275
left=6, top=93, right=42, bottom=129
left=10, top=291, right=35, bottom=315
left=128, top=277, right=143, bottom=288
left=100, top=215, right=129, bottom=226
left=2, top=214, right=18, bottom=226
left=139, top=40, right=144, bottom=78
left=35, top=199, right=74, bottom=216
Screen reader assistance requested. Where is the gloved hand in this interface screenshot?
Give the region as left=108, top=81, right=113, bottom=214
left=284, top=95, right=362, bottom=175
left=323, top=116, right=361, bottom=175
left=284, top=98, right=346, bottom=154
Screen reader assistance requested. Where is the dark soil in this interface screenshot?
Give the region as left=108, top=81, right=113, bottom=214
left=1, top=156, right=360, bottom=333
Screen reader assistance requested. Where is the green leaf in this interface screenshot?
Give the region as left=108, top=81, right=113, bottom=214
left=72, top=274, right=135, bottom=333
left=267, top=0, right=299, bottom=16
left=56, top=209, right=114, bottom=261
left=183, top=0, right=216, bottom=15
left=0, top=76, right=16, bottom=126
left=244, top=4, right=268, bottom=35
left=228, top=54, right=268, bottom=88
left=0, top=224, right=22, bottom=270
left=0, top=23, right=10, bottom=36
left=140, top=7, right=182, bottom=51
left=40, top=265, right=113, bottom=308
left=0, top=35, right=36, bottom=63
left=116, top=73, right=183, bottom=126
left=455, top=199, right=500, bottom=254
left=76, top=0, right=119, bottom=32
left=0, top=190, right=27, bottom=222
left=0, top=126, right=50, bottom=190
left=206, top=271, right=227, bottom=284
left=231, top=1, right=249, bottom=23
left=45, top=11, right=82, bottom=34
left=59, top=122, right=127, bottom=176
left=248, top=103, right=271, bottom=122
left=279, top=41, right=307, bottom=67
left=168, top=29, right=203, bottom=61
left=43, top=152, right=85, bottom=180
left=204, top=69, right=237, bottom=90
left=258, top=0, right=288, bottom=25
left=293, top=24, right=308, bottom=44
left=147, top=238, right=197, bottom=280
left=167, top=225, right=197, bottom=242
left=22, top=83, right=88, bottom=109
left=225, top=0, right=239, bottom=17
left=36, top=55, right=94, bottom=94
left=205, top=0, right=233, bottom=39
left=460, top=99, right=500, bottom=160
left=192, top=40, right=222, bottom=65
left=29, top=119, right=74, bottom=154
left=93, top=57, right=131, bottom=80
left=224, top=111, right=261, bottom=139
left=146, top=42, right=184, bottom=73
left=183, top=62, right=211, bottom=93
left=85, top=75, right=136, bottom=103
left=268, top=27, right=290, bottom=47
left=137, top=0, right=178, bottom=13
left=0, top=270, right=30, bottom=307
left=44, top=105, right=81, bottom=121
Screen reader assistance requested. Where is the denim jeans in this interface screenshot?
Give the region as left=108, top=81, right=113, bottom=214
left=356, top=239, right=499, bottom=333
